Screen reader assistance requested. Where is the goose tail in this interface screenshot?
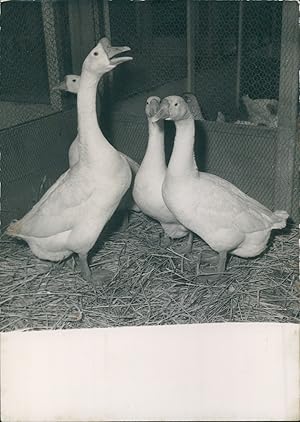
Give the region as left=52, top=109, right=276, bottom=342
left=124, top=155, right=140, bottom=175
left=6, top=219, right=22, bottom=237
left=271, top=210, right=289, bottom=229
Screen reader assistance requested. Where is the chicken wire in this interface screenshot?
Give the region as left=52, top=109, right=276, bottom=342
left=106, top=0, right=187, bottom=103
left=0, top=0, right=74, bottom=131
left=0, top=0, right=83, bottom=229
left=103, top=1, right=284, bottom=119
left=103, top=0, right=299, bottom=221
left=0, top=0, right=298, bottom=230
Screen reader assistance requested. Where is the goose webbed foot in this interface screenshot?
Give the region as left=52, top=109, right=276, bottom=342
left=196, top=250, right=228, bottom=281
left=78, top=253, right=92, bottom=281
left=176, top=232, right=193, bottom=255
left=78, top=253, right=114, bottom=284
left=216, top=250, right=227, bottom=274
left=160, top=233, right=171, bottom=248
left=200, top=248, right=220, bottom=265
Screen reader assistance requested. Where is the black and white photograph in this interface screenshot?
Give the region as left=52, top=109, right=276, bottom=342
left=0, top=0, right=299, bottom=420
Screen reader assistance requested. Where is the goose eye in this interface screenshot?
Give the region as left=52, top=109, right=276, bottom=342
left=93, top=51, right=99, bottom=56
left=146, top=101, right=149, bottom=105
left=174, top=103, right=178, bottom=107
left=72, top=79, right=76, bottom=82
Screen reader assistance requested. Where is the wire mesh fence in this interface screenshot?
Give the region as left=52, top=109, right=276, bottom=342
left=0, top=0, right=299, bottom=229
left=0, top=0, right=74, bottom=131
left=105, top=0, right=285, bottom=123
left=107, top=0, right=187, bottom=103
left=104, top=0, right=299, bottom=221
left=0, top=0, right=78, bottom=228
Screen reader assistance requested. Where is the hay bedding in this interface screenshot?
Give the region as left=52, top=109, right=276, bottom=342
left=0, top=212, right=299, bottom=332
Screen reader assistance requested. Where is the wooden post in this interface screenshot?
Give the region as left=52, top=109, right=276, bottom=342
left=41, top=1, right=63, bottom=111
left=91, top=0, right=101, bottom=44
left=275, top=0, right=299, bottom=220
left=68, top=0, right=96, bottom=75
left=68, top=0, right=102, bottom=119
left=186, top=0, right=195, bottom=92
left=102, top=0, right=113, bottom=91
left=235, top=0, right=244, bottom=111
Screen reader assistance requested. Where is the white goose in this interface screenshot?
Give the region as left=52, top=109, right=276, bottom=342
left=53, top=74, right=140, bottom=226
left=153, top=94, right=288, bottom=275
left=133, top=96, right=193, bottom=251
left=7, top=38, right=133, bottom=281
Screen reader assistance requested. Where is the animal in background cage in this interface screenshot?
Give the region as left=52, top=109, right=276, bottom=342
left=6, top=38, right=133, bottom=281
left=152, top=94, right=289, bottom=277
left=217, top=95, right=279, bottom=128
left=241, top=95, right=279, bottom=128
left=53, top=74, right=81, bottom=95
left=133, top=95, right=193, bottom=253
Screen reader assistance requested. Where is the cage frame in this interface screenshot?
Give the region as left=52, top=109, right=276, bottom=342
left=0, top=0, right=299, bottom=232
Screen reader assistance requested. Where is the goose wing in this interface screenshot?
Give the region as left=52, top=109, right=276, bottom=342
left=199, top=173, right=283, bottom=233
left=8, top=168, right=94, bottom=238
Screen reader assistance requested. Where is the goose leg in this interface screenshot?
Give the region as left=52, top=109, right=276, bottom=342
left=200, top=248, right=219, bottom=265
left=78, top=253, right=114, bottom=284
left=119, top=211, right=129, bottom=232
left=176, top=232, right=193, bottom=255
left=195, top=250, right=227, bottom=280
left=160, top=233, right=171, bottom=248
left=216, top=250, right=227, bottom=274
left=78, top=253, right=92, bottom=281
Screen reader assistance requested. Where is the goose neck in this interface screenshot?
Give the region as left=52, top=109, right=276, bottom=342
left=77, top=71, right=104, bottom=140
left=141, top=119, right=166, bottom=170
left=167, top=118, right=198, bottom=176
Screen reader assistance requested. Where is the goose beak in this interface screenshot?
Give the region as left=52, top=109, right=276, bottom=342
left=100, top=37, right=132, bottom=66
left=52, top=81, right=67, bottom=92
left=107, top=45, right=131, bottom=59
left=152, top=101, right=170, bottom=122
left=109, top=55, right=133, bottom=65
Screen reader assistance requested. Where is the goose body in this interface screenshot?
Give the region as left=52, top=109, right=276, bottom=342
left=153, top=95, right=288, bottom=272
left=54, top=74, right=140, bottom=213
left=133, top=96, right=192, bottom=246
left=7, top=38, right=133, bottom=279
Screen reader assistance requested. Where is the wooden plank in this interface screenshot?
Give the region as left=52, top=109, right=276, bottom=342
left=0, top=109, right=77, bottom=229
left=201, top=121, right=277, bottom=210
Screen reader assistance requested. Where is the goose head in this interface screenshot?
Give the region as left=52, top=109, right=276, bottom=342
left=145, top=96, right=161, bottom=118
left=152, top=94, right=202, bottom=122
left=52, top=74, right=80, bottom=94
left=82, top=37, right=132, bottom=75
